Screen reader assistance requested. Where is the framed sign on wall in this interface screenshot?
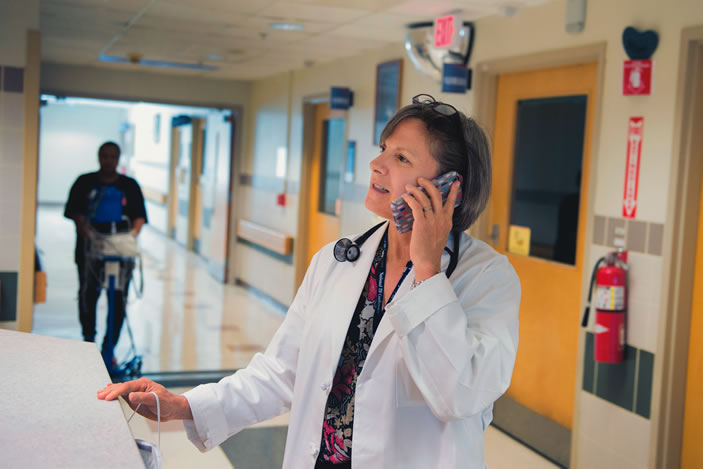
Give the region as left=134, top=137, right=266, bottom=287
left=373, top=59, right=403, bottom=145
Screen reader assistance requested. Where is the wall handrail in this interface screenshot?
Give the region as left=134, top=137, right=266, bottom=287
left=237, top=220, right=293, bottom=256
left=141, top=187, right=168, bottom=205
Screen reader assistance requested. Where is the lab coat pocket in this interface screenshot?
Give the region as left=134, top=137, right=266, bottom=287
left=395, top=360, right=426, bottom=407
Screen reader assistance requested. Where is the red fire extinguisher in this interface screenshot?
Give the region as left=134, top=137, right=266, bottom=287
left=582, top=249, right=629, bottom=364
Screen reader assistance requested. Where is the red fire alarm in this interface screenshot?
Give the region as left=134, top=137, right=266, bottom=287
left=276, top=193, right=286, bottom=206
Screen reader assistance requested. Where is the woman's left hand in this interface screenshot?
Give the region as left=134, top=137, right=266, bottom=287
left=402, top=178, right=460, bottom=282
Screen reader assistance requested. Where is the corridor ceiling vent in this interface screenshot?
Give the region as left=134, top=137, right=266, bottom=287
left=404, top=20, right=475, bottom=83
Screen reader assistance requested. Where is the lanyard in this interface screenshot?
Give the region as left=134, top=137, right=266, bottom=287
left=374, top=231, right=412, bottom=334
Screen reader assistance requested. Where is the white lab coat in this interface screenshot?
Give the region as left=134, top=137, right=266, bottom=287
left=183, top=222, right=521, bottom=469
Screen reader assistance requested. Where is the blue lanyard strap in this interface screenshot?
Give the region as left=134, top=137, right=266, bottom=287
left=374, top=231, right=412, bottom=334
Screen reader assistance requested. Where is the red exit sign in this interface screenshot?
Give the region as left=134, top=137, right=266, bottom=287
left=434, top=15, right=455, bottom=48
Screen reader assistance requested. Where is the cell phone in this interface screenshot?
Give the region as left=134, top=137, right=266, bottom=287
left=390, top=171, right=463, bottom=234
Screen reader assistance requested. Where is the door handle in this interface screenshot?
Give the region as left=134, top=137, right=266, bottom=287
left=490, top=224, right=500, bottom=246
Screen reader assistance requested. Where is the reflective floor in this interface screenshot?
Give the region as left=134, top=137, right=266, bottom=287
left=34, top=205, right=284, bottom=373
left=34, top=204, right=559, bottom=468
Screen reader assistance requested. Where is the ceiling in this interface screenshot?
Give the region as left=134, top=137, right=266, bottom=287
left=41, top=0, right=549, bottom=80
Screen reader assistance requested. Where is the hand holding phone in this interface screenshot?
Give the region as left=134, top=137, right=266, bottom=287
left=390, top=171, right=463, bottom=233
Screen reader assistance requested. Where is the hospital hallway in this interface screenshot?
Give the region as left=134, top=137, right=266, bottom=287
left=32, top=204, right=558, bottom=469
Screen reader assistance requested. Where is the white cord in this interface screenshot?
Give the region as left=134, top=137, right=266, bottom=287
left=127, top=391, right=160, bottom=451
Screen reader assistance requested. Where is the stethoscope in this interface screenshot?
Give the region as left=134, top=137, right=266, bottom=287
left=333, top=222, right=461, bottom=278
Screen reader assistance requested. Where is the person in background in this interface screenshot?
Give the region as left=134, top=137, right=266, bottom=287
left=98, top=95, right=520, bottom=469
left=64, top=141, right=147, bottom=355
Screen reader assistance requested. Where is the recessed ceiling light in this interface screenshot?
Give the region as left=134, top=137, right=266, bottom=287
left=270, top=23, right=304, bottom=31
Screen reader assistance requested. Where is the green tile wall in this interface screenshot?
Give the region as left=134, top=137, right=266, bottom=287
left=582, top=332, right=654, bottom=419
left=596, top=345, right=637, bottom=411
left=582, top=332, right=596, bottom=393
left=0, top=272, right=18, bottom=321
left=636, top=350, right=654, bottom=418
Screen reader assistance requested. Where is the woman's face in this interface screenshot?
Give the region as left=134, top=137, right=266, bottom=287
left=365, top=118, right=440, bottom=220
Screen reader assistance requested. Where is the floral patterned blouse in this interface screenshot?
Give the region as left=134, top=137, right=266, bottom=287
left=317, top=230, right=411, bottom=464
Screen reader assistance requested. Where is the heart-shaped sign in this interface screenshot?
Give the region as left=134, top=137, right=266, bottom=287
left=622, top=26, right=659, bottom=60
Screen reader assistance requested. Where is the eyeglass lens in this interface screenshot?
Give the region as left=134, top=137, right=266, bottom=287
left=412, top=94, right=435, bottom=104
left=434, top=103, right=457, bottom=116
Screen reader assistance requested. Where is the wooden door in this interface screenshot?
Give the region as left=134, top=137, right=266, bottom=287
left=197, top=110, right=235, bottom=281
left=491, top=63, right=597, bottom=429
left=681, top=46, right=703, bottom=469
left=304, top=102, right=343, bottom=269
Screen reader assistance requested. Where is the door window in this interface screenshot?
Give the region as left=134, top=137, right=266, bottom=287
left=319, top=119, right=346, bottom=215
left=509, top=95, right=587, bottom=265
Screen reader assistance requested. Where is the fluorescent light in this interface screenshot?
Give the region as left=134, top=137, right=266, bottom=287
left=270, top=23, right=304, bottom=31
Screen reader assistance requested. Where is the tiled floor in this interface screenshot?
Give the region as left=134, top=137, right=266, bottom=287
left=34, top=205, right=559, bottom=468
left=34, top=205, right=283, bottom=373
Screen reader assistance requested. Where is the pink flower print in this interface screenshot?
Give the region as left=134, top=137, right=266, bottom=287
left=330, top=364, right=355, bottom=401
left=321, top=421, right=349, bottom=462
left=367, top=274, right=377, bottom=301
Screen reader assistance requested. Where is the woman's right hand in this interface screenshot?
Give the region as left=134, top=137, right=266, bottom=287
left=97, top=377, right=193, bottom=422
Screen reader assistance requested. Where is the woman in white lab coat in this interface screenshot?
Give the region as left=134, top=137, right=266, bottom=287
left=98, top=94, right=521, bottom=469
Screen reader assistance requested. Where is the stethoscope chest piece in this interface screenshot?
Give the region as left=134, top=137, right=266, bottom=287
left=334, top=238, right=360, bottom=262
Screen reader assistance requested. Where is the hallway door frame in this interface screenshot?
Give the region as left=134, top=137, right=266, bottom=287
left=656, top=25, right=703, bottom=469
left=295, top=94, right=331, bottom=290
left=473, top=43, right=606, bottom=468
left=30, top=90, right=243, bottom=332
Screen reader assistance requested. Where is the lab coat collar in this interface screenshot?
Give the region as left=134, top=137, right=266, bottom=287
left=325, top=221, right=391, bottom=369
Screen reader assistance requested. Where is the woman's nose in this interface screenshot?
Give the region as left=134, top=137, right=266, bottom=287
left=369, top=154, right=386, bottom=174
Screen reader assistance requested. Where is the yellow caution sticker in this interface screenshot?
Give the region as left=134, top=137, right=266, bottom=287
left=508, top=225, right=531, bottom=256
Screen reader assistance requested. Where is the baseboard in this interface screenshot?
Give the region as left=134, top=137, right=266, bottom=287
left=492, top=394, right=570, bottom=468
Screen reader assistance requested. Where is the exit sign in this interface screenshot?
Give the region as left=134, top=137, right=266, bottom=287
left=434, top=15, right=455, bottom=48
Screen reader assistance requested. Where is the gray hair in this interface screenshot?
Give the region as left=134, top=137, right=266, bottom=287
left=380, top=103, right=491, bottom=232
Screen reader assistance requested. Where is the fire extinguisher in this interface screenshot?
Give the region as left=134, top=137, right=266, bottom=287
left=581, top=249, right=629, bottom=364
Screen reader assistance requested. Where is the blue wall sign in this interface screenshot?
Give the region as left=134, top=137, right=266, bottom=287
left=441, top=63, right=468, bottom=94
left=330, top=87, right=354, bottom=110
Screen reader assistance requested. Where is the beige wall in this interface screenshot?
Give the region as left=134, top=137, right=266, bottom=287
left=0, top=0, right=39, bottom=331
left=233, top=0, right=703, bottom=467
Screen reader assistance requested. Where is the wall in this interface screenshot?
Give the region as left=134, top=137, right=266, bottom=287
left=0, top=0, right=39, bottom=329
left=235, top=0, right=703, bottom=467
left=38, top=102, right=128, bottom=204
